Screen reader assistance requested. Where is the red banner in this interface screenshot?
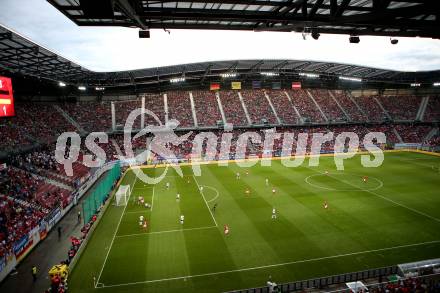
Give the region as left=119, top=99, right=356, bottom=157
left=291, top=82, right=302, bottom=89
left=210, top=83, right=220, bottom=91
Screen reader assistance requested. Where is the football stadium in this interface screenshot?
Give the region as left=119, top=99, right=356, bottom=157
left=0, top=1, right=440, bottom=293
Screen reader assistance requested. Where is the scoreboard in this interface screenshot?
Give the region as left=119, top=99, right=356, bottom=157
left=0, top=76, right=15, bottom=117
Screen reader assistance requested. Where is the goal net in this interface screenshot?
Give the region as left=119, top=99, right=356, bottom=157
left=115, top=185, right=131, bottom=206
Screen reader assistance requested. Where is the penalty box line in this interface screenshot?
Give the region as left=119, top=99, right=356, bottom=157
left=97, top=239, right=440, bottom=289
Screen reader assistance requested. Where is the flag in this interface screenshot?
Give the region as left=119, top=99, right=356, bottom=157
left=252, top=80, right=261, bottom=89
left=231, top=81, right=241, bottom=90
left=210, top=83, right=220, bottom=91
left=292, top=82, right=302, bottom=89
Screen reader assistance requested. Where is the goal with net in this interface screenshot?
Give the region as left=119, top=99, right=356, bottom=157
left=115, top=185, right=131, bottom=206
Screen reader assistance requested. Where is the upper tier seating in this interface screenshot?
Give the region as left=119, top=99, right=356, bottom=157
left=61, top=101, right=111, bottom=132
left=308, top=89, right=346, bottom=121
left=192, top=90, right=223, bottom=127
left=330, top=91, right=367, bottom=122
left=353, top=96, right=386, bottom=122
left=167, top=91, right=194, bottom=127
left=378, top=95, right=421, bottom=120
left=424, top=96, right=440, bottom=122
left=287, top=89, right=325, bottom=123
left=144, top=93, right=166, bottom=125
left=218, top=91, right=248, bottom=126
left=266, top=90, right=299, bottom=124
left=240, top=90, right=278, bottom=124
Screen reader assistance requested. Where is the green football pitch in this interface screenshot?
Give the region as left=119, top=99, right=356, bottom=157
left=69, top=151, right=440, bottom=293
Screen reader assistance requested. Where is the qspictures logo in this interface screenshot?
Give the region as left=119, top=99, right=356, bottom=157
left=55, top=108, right=386, bottom=184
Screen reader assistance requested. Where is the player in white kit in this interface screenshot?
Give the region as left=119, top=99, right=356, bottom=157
left=272, top=208, right=277, bottom=219
left=180, top=215, right=185, bottom=225
left=139, top=215, right=144, bottom=226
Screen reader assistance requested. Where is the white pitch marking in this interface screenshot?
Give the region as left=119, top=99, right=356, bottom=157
left=97, top=239, right=440, bottom=288
left=304, top=173, right=383, bottom=192
left=115, top=225, right=217, bottom=238
left=306, top=167, right=440, bottom=224
left=151, top=186, right=155, bottom=211
left=202, top=185, right=220, bottom=203
left=95, top=172, right=139, bottom=287
left=192, top=175, right=218, bottom=227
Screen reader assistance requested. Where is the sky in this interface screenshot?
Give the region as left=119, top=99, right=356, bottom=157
left=1, top=0, right=440, bottom=73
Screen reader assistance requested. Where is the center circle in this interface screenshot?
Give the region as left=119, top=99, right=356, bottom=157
left=305, top=172, right=383, bottom=191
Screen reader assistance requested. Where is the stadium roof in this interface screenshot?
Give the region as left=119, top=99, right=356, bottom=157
left=48, top=0, right=440, bottom=38
left=0, top=23, right=439, bottom=88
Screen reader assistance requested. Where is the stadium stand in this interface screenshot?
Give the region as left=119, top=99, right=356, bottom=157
left=192, top=90, right=223, bottom=127
left=240, top=90, right=277, bottom=124
left=309, top=89, right=346, bottom=121
left=114, top=99, right=142, bottom=129
left=60, top=101, right=111, bottom=132
left=331, top=90, right=367, bottom=122
left=354, top=95, right=389, bottom=122
left=218, top=91, right=248, bottom=126
left=394, top=124, right=433, bottom=143
left=166, top=91, right=194, bottom=127
left=378, top=95, right=422, bottom=121
left=287, top=89, right=325, bottom=123
left=143, top=93, right=166, bottom=125
left=424, top=96, right=440, bottom=122
left=266, top=90, right=299, bottom=124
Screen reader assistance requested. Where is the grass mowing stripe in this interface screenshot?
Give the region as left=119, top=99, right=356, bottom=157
left=98, top=239, right=440, bottom=289
left=115, top=225, right=218, bottom=238
left=192, top=174, right=218, bottom=227
left=95, top=171, right=139, bottom=287
left=306, top=166, right=440, bottom=224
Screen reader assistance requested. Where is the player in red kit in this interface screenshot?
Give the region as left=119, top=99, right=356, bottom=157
left=362, top=176, right=368, bottom=183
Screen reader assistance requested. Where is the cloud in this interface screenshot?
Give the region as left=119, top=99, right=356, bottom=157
left=1, top=0, right=440, bottom=72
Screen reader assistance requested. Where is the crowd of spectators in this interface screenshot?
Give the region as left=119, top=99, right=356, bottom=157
left=60, top=101, right=111, bottom=132
left=146, top=124, right=400, bottom=162
left=353, top=96, right=387, bottom=122
left=368, top=277, right=440, bottom=293
left=0, top=103, right=77, bottom=151
left=0, top=194, right=45, bottom=258
left=0, top=122, right=33, bottom=152
left=114, top=100, right=142, bottom=129
left=218, top=91, right=248, bottom=126
left=309, top=89, right=346, bottom=121
left=240, top=90, right=278, bottom=124
left=286, top=89, right=325, bottom=123
left=423, top=96, right=440, bottom=122
left=143, top=93, right=166, bottom=125
left=192, top=90, right=223, bottom=127
left=394, top=125, right=433, bottom=143
left=331, top=91, right=367, bottom=122
left=167, top=91, right=194, bottom=127
left=424, top=132, right=440, bottom=148
left=266, top=90, right=299, bottom=124
left=0, top=166, right=49, bottom=259
left=378, top=95, right=422, bottom=121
